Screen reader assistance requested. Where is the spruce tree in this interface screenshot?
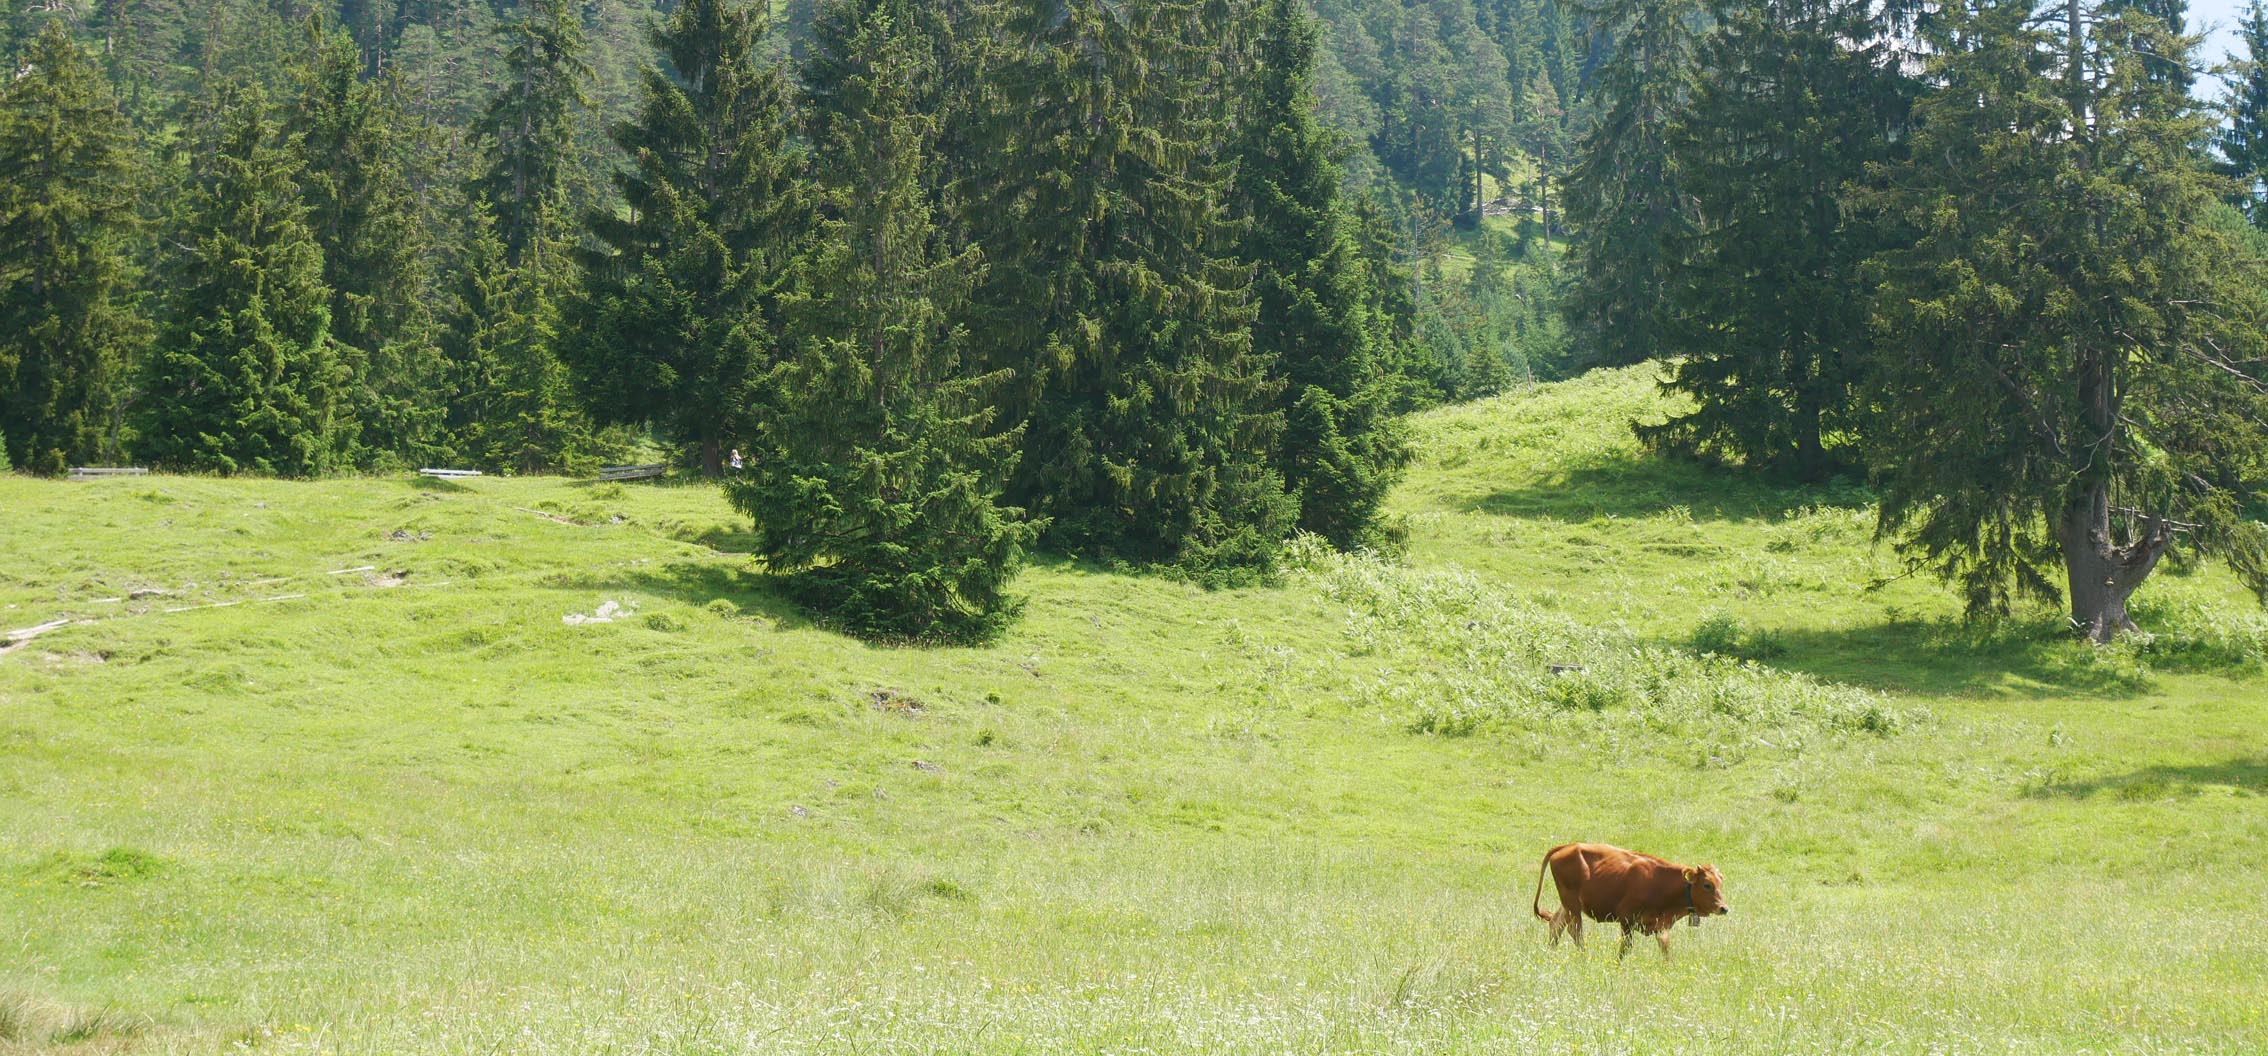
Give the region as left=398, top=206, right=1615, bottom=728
left=0, top=23, right=146, bottom=475
left=140, top=86, right=348, bottom=476
left=1233, top=0, right=1410, bottom=549
left=1643, top=0, right=1913, bottom=481
left=1561, top=0, right=1698, bottom=370
left=444, top=212, right=611, bottom=474
left=1859, top=0, right=2268, bottom=641
left=561, top=0, right=807, bottom=476
left=969, top=0, right=1293, bottom=575
left=2221, top=1, right=2268, bottom=227
left=286, top=19, right=446, bottom=466
left=731, top=0, right=1036, bottom=639
left=473, top=0, right=591, bottom=267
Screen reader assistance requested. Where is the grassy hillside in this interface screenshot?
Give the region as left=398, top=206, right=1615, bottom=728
left=3, top=367, right=2264, bottom=1054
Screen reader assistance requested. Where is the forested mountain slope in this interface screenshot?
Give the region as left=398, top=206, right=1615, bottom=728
left=4, top=0, right=1596, bottom=209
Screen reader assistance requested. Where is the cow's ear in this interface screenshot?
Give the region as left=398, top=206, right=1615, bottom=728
left=1682, top=867, right=1697, bottom=883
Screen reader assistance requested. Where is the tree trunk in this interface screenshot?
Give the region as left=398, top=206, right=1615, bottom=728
left=1793, top=418, right=1830, bottom=484
left=701, top=434, right=723, bottom=477
left=1539, top=146, right=1552, bottom=246
left=2055, top=486, right=2173, bottom=644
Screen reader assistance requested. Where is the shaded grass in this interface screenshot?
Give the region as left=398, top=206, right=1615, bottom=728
left=2024, top=756, right=2268, bottom=800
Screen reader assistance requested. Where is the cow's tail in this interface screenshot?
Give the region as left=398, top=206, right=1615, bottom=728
left=1532, top=846, right=1559, bottom=922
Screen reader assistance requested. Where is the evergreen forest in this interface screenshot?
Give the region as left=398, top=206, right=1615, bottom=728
left=6, top=0, right=2268, bottom=640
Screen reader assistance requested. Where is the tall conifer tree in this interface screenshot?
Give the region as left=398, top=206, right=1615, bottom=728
left=1561, top=0, right=1698, bottom=370
left=970, top=0, right=1292, bottom=574
left=732, top=0, right=1036, bottom=639
left=1643, top=0, right=1912, bottom=481
left=561, top=0, right=807, bottom=476
left=0, top=23, right=146, bottom=475
left=1234, top=0, right=1409, bottom=549
left=444, top=213, right=611, bottom=473
left=286, top=19, right=446, bottom=465
left=1517, top=69, right=1568, bottom=242
left=1860, top=0, right=2268, bottom=640
left=141, top=86, right=348, bottom=476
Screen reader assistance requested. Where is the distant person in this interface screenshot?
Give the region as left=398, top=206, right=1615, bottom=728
left=729, top=448, right=744, bottom=471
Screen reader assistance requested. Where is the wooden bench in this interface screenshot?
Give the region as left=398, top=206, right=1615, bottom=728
left=596, top=463, right=666, bottom=482
left=418, top=468, right=483, bottom=479
left=67, top=467, right=149, bottom=480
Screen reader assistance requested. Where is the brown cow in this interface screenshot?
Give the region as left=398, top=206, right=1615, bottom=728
left=1531, top=842, right=1729, bottom=959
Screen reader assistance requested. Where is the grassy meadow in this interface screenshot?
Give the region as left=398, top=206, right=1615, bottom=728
left=3, top=366, right=2265, bottom=1054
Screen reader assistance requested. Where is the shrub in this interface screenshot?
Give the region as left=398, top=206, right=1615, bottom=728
left=1687, top=610, right=1788, bottom=660
left=1288, top=546, right=1911, bottom=748
left=1689, top=612, right=1745, bottom=655
left=2126, top=597, right=2268, bottom=672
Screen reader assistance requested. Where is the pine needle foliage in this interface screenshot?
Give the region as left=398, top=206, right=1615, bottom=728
left=285, top=18, right=446, bottom=467
left=472, top=0, right=591, bottom=269
left=2221, top=1, right=2268, bottom=227
left=1560, top=0, right=1699, bottom=371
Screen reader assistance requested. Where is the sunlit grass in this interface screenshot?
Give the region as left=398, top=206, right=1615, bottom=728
left=4, top=366, right=2263, bottom=1053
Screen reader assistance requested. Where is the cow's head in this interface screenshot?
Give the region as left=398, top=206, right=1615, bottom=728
left=1683, top=865, right=1729, bottom=915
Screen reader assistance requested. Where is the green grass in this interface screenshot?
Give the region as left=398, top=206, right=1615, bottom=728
left=4, top=366, right=2264, bottom=1053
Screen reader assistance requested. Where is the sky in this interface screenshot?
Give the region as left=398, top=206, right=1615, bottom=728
left=2194, top=0, right=2254, bottom=72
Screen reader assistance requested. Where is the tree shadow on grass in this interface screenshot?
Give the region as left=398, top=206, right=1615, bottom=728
left=1469, top=455, right=1875, bottom=524
left=2024, top=757, right=2268, bottom=800
left=558, top=557, right=1055, bottom=649
left=550, top=558, right=818, bottom=634
left=1753, top=617, right=2156, bottom=701
left=678, top=524, right=763, bottom=555
left=569, top=471, right=715, bottom=490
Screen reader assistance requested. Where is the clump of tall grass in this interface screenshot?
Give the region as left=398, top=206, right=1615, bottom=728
left=1687, top=610, right=1788, bottom=661
left=0, top=991, right=32, bottom=1042
left=0, top=991, right=143, bottom=1047
left=2123, top=597, right=2268, bottom=672
left=1283, top=537, right=1910, bottom=746
left=50, top=1004, right=141, bottom=1044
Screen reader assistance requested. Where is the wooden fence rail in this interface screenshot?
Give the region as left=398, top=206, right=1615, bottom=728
left=596, top=463, right=666, bottom=482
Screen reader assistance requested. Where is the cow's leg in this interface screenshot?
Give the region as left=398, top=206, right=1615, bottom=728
left=1549, top=908, right=1578, bottom=948
left=1655, top=930, right=1674, bottom=958
left=1551, top=868, right=1587, bottom=951
left=1617, top=923, right=1636, bottom=961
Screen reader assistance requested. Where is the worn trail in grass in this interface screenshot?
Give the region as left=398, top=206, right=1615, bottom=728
left=4, top=367, right=2264, bottom=1053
